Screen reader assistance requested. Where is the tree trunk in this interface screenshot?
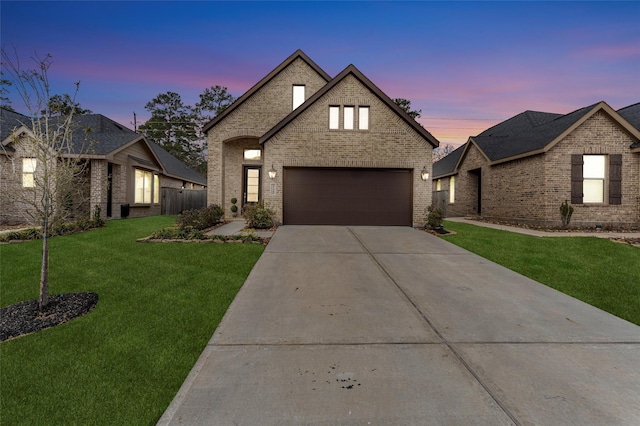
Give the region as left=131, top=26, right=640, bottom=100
left=39, top=220, right=50, bottom=311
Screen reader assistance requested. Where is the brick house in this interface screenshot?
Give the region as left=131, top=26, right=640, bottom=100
left=433, top=101, right=640, bottom=228
left=1, top=108, right=206, bottom=224
left=205, top=50, right=439, bottom=226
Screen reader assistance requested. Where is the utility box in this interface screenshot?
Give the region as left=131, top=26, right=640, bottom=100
left=120, top=204, right=130, bottom=218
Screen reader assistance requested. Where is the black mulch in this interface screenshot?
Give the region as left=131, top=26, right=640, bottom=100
left=0, top=292, right=98, bottom=342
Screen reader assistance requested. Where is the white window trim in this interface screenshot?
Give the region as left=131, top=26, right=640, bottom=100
left=358, top=106, right=369, bottom=130
left=583, top=155, right=606, bottom=204
left=134, top=168, right=156, bottom=205
left=449, top=176, right=455, bottom=204
left=22, top=158, right=37, bottom=188
left=293, top=85, right=305, bottom=110
left=344, top=106, right=354, bottom=130
left=329, top=106, right=340, bottom=129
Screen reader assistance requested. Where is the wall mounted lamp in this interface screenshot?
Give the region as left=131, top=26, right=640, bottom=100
left=420, top=166, right=429, bottom=181
left=268, top=164, right=277, bottom=179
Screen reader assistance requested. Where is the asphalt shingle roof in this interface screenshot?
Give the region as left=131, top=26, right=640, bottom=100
left=148, top=140, right=206, bottom=186
left=1, top=108, right=205, bottom=185
left=432, top=144, right=465, bottom=178
left=472, top=104, right=596, bottom=162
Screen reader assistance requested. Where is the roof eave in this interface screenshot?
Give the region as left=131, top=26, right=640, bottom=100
left=203, top=49, right=331, bottom=134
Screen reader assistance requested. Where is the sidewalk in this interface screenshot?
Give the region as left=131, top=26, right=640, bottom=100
left=446, top=217, right=640, bottom=239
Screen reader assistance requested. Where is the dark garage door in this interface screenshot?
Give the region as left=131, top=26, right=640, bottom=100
left=283, top=168, right=412, bottom=226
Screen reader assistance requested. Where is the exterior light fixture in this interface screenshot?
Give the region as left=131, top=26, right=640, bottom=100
left=268, top=164, right=277, bottom=179
left=421, top=166, right=429, bottom=181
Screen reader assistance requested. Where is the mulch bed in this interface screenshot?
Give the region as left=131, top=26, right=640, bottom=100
left=0, top=292, right=98, bottom=342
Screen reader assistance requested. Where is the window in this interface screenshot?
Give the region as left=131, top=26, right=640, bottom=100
left=293, top=85, right=305, bottom=110
left=436, top=179, right=442, bottom=191
left=344, top=106, right=354, bottom=130
left=22, top=158, right=37, bottom=187
left=329, top=106, right=340, bottom=129
left=243, top=149, right=261, bottom=160
left=449, top=176, right=455, bottom=203
left=153, top=174, right=160, bottom=204
left=583, top=155, right=605, bottom=203
left=358, top=106, right=369, bottom=130
left=134, top=169, right=153, bottom=204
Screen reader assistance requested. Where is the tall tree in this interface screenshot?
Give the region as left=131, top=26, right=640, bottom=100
left=138, top=92, right=201, bottom=170
left=196, top=85, right=235, bottom=120
left=43, top=93, right=92, bottom=116
left=0, top=70, right=14, bottom=111
left=393, top=98, right=422, bottom=119
left=1, top=49, right=92, bottom=311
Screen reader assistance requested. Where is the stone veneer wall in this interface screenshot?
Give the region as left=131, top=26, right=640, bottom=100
left=208, top=57, right=330, bottom=217
left=262, top=74, right=433, bottom=227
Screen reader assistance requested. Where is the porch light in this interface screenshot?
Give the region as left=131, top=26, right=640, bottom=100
left=268, top=164, right=277, bottom=179
left=421, top=166, right=429, bottom=181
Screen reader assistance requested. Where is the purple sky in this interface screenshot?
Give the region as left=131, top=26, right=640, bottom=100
left=2, top=1, right=638, bottom=147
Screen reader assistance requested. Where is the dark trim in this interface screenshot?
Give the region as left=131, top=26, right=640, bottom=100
left=609, top=154, right=622, bottom=205
left=203, top=50, right=331, bottom=133
left=259, top=64, right=440, bottom=148
left=571, top=154, right=584, bottom=204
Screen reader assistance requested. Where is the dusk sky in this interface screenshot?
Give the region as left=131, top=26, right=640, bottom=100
left=2, top=1, right=638, bottom=147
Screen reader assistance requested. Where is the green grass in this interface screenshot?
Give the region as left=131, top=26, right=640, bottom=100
left=1, top=216, right=264, bottom=425
left=442, top=220, right=640, bottom=326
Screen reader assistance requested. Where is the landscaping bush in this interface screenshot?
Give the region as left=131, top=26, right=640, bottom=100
left=426, top=205, right=444, bottom=229
left=243, top=202, right=275, bottom=229
left=176, top=204, right=224, bottom=231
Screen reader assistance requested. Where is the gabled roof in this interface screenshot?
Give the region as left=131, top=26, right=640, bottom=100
left=148, top=140, right=206, bottom=186
left=260, top=64, right=440, bottom=148
left=203, top=49, right=331, bottom=133
left=1, top=108, right=206, bottom=186
left=1, top=108, right=31, bottom=142
left=472, top=101, right=640, bottom=164
left=618, top=102, right=640, bottom=130
left=432, top=143, right=465, bottom=178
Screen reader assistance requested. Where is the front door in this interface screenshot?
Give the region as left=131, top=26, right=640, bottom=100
left=243, top=166, right=261, bottom=206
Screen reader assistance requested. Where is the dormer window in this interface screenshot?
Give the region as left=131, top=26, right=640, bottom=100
left=292, top=85, right=305, bottom=110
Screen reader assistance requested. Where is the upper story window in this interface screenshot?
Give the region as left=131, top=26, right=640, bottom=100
left=292, top=85, right=305, bottom=110
left=343, top=106, right=354, bottom=130
left=358, top=106, right=369, bottom=130
left=243, top=149, right=261, bottom=161
left=583, top=155, right=606, bottom=203
left=329, top=106, right=340, bottom=129
left=22, top=158, right=37, bottom=187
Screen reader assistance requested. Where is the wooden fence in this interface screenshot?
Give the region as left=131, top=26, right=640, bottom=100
left=161, top=188, right=207, bottom=215
left=431, top=190, right=449, bottom=216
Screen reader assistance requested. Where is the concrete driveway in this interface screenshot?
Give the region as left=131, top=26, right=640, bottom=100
left=158, top=226, right=640, bottom=425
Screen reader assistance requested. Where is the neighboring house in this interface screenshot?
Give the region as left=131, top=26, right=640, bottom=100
left=1, top=108, right=206, bottom=224
left=205, top=50, right=439, bottom=226
left=432, top=101, right=640, bottom=228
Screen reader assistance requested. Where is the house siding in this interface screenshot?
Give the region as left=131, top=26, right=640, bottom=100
left=262, top=74, right=433, bottom=226
left=208, top=57, right=330, bottom=216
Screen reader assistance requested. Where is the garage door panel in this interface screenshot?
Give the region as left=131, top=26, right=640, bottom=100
left=283, top=168, right=412, bottom=226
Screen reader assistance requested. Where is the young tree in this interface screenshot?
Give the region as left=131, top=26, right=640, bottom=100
left=1, top=71, right=14, bottom=111
left=2, top=49, right=92, bottom=311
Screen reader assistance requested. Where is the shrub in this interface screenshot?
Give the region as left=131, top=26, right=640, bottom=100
left=176, top=204, right=224, bottom=231
left=426, top=205, right=444, bottom=230
left=243, top=202, right=275, bottom=229
left=560, top=200, right=574, bottom=228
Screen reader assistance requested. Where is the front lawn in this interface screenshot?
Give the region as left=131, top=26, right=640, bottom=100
left=442, top=220, right=640, bottom=326
left=0, top=216, right=264, bottom=425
